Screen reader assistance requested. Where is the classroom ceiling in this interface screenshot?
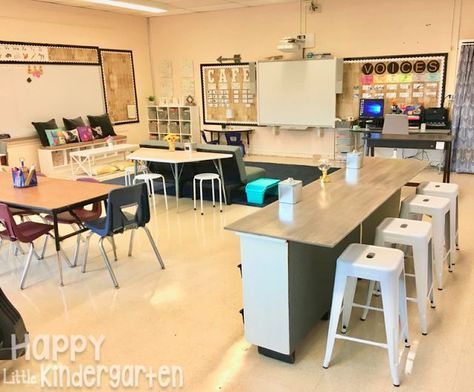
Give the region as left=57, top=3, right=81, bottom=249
left=33, top=0, right=298, bottom=17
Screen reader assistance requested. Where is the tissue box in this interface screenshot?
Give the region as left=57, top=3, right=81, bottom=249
left=346, top=151, right=363, bottom=169
left=278, top=178, right=302, bottom=204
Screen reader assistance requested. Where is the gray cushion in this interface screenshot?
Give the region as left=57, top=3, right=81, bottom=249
left=245, top=166, right=266, bottom=183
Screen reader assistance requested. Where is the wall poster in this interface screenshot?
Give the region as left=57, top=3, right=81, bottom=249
left=200, top=63, right=257, bottom=125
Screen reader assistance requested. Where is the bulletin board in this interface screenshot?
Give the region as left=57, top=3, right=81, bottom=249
left=0, top=40, right=99, bottom=64
left=200, top=63, right=257, bottom=125
left=100, top=49, right=139, bottom=124
left=337, top=53, right=448, bottom=119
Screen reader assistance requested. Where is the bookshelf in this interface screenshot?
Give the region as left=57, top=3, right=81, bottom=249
left=148, top=105, right=200, bottom=142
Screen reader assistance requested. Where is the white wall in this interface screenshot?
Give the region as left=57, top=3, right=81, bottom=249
left=0, top=0, right=153, bottom=144
left=149, top=0, right=473, bottom=158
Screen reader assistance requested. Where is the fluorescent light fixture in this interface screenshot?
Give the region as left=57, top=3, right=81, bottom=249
left=83, top=0, right=166, bottom=14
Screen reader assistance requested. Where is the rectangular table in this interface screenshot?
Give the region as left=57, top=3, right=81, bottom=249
left=0, top=173, right=118, bottom=286
left=70, top=143, right=138, bottom=177
left=127, top=148, right=233, bottom=210
left=364, top=133, right=453, bottom=182
left=225, top=157, right=427, bottom=363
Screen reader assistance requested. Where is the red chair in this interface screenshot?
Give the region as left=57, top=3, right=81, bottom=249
left=0, top=203, right=53, bottom=289
left=43, top=177, right=104, bottom=267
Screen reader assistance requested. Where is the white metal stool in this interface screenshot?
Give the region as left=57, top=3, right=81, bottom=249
left=133, top=173, right=168, bottom=210
left=125, top=164, right=149, bottom=186
left=193, top=173, right=222, bottom=215
left=361, top=218, right=435, bottom=335
left=400, top=194, right=451, bottom=290
left=417, top=181, right=459, bottom=254
left=323, top=243, right=410, bottom=387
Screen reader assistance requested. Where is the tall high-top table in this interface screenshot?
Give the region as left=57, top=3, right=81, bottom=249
left=226, top=157, right=427, bottom=363
left=127, top=148, right=232, bottom=210
left=352, top=129, right=453, bottom=183
left=0, top=173, right=118, bottom=286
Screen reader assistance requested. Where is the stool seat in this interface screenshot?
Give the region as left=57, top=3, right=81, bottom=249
left=377, top=217, right=432, bottom=240
left=134, top=173, right=164, bottom=181
left=405, top=194, right=450, bottom=214
left=418, top=181, right=459, bottom=195
left=194, top=172, right=220, bottom=181
left=338, top=243, right=404, bottom=278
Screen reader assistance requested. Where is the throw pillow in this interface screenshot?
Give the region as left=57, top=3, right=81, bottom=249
left=32, top=119, right=58, bottom=147
left=87, top=114, right=116, bottom=137
left=77, top=126, right=94, bottom=142
left=63, top=116, right=86, bottom=130
left=63, top=129, right=80, bottom=144
left=45, top=129, right=67, bottom=146
left=91, top=126, right=104, bottom=139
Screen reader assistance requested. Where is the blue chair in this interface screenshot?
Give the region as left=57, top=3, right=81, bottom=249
left=201, top=130, right=219, bottom=145
left=81, top=183, right=165, bottom=288
left=225, top=131, right=246, bottom=155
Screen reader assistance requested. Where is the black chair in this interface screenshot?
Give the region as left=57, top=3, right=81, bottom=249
left=82, top=183, right=165, bottom=288
left=201, top=130, right=219, bottom=145
left=225, top=131, right=246, bottom=155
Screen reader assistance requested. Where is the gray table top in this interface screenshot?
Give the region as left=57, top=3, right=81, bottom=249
left=225, top=157, right=427, bottom=248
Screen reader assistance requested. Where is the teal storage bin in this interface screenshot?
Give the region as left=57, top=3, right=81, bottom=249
left=245, top=178, right=280, bottom=205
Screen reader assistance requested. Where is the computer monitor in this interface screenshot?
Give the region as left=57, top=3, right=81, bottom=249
left=359, top=99, right=384, bottom=119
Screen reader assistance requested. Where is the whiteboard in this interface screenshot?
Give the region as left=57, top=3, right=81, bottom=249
left=257, top=59, right=342, bottom=127
left=0, top=64, right=105, bottom=138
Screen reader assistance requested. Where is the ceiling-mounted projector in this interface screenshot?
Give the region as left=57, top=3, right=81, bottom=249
left=277, top=33, right=314, bottom=53
left=277, top=36, right=305, bottom=53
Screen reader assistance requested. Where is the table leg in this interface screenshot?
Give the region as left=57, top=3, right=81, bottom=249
left=246, top=131, right=250, bottom=145
left=370, top=146, right=375, bottom=157
left=173, top=163, right=180, bottom=210
left=134, top=159, right=138, bottom=177
left=53, top=212, right=64, bottom=286
left=443, top=141, right=452, bottom=183
left=213, top=159, right=228, bottom=205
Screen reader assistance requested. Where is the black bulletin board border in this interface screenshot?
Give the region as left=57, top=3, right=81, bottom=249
left=200, top=62, right=258, bottom=126
left=343, top=52, right=448, bottom=107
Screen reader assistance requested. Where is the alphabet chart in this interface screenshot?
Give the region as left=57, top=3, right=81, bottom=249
left=337, top=54, right=447, bottom=119
left=201, top=63, right=257, bottom=125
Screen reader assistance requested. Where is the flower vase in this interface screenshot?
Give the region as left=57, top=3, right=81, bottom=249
left=168, top=140, right=176, bottom=152
left=321, top=169, right=330, bottom=183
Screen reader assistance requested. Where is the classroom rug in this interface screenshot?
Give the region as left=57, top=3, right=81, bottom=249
left=104, top=162, right=339, bottom=208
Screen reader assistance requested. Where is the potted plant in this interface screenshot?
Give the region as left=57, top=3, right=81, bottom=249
left=163, top=134, right=180, bottom=152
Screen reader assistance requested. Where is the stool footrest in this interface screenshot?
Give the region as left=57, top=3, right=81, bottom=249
left=352, top=303, right=384, bottom=312
left=335, top=334, right=388, bottom=349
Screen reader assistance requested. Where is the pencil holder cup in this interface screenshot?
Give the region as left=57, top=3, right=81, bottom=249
left=12, top=166, right=38, bottom=188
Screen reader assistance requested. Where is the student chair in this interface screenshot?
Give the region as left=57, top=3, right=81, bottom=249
left=43, top=177, right=103, bottom=267
left=382, top=114, right=409, bottom=158
left=81, top=183, right=165, bottom=288
left=201, top=130, right=219, bottom=145
left=224, top=131, right=246, bottom=155
left=0, top=203, right=54, bottom=289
